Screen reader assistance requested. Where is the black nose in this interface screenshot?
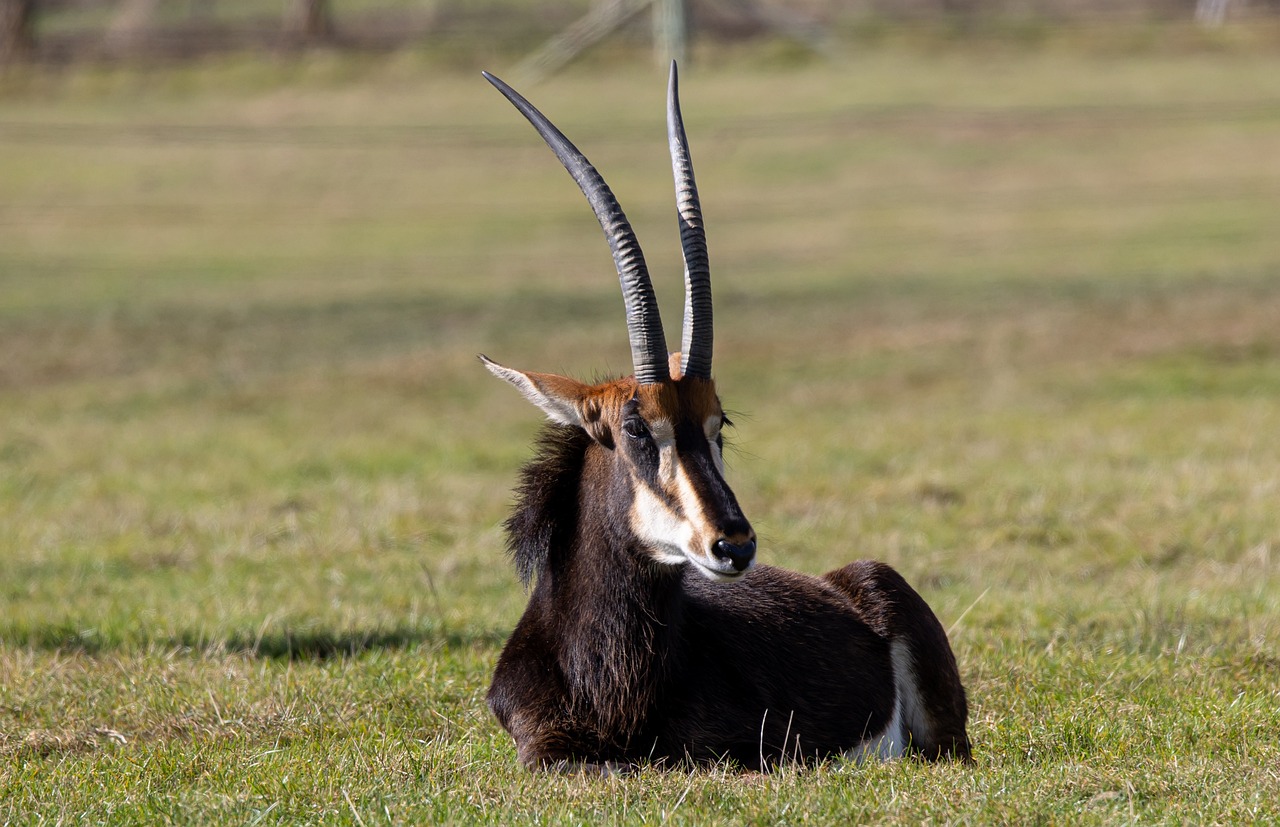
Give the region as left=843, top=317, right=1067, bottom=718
left=713, top=538, right=757, bottom=572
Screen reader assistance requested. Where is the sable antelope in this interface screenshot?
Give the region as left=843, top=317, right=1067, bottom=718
left=480, top=64, right=971, bottom=771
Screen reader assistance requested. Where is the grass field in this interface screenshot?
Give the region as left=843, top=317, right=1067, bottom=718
left=3, top=39, right=1280, bottom=823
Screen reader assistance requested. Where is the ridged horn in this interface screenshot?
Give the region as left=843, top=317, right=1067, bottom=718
left=667, top=61, right=713, bottom=381
left=483, top=71, right=670, bottom=385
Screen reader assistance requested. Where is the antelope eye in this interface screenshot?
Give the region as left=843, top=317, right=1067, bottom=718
left=622, top=417, right=650, bottom=440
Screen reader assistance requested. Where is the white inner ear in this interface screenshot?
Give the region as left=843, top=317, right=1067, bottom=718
left=481, top=357, right=583, bottom=428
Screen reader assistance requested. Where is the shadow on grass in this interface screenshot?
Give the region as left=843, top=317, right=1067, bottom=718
left=6, top=622, right=508, bottom=661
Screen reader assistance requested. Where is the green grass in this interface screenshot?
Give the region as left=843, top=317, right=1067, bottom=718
left=3, top=43, right=1280, bottom=823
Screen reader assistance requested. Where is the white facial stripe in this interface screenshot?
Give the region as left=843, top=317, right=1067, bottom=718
left=673, top=463, right=716, bottom=549
left=630, top=484, right=694, bottom=565
left=709, top=440, right=725, bottom=478
left=629, top=417, right=728, bottom=572
left=703, top=414, right=726, bottom=477
left=650, top=419, right=676, bottom=484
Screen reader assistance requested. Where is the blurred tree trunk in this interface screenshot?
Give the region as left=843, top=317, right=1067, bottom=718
left=1, top=0, right=37, bottom=62
left=654, top=0, right=688, bottom=67
left=1195, top=0, right=1230, bottom=26
left=938, top=0, right=978, bottom=31
left=285, top=0, right=333, bottom=43
left=104, top=0, right=161, bottom=54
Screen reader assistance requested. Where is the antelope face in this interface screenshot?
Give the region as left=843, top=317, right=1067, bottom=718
left=482, top=358, right=757, bottom=581
left=616, top=375, right=756, bottom=580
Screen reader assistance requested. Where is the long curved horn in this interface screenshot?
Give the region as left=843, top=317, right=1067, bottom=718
left=666, top=61, right=713, bottom=381
left=483, top=71, right=670, bottom=385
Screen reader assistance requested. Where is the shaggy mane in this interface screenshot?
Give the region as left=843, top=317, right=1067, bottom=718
left=504, top=424, right=591, bottom=586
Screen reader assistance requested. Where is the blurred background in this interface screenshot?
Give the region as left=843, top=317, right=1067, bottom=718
left=2, top=0, right=1279, bottom=660
left=2, top=2, right=1279, bottom=816
left=3, top=0, right=1280, bottom=65
left=3, top=0, right=1279, bottom=657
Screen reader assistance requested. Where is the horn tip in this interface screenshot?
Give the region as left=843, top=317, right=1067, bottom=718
left=482, top=71, right=510, bottom=95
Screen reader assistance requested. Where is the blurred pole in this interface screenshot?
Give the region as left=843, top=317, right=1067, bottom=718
left=513, top=0, right=650, bottom=85
left=285, top=0, right=334, bottom=44
left=654, top=0, right=688, bottom=68
left=104, top=0, right=160, bottom=55
left=1, top=0, right=36, bottom=63
left=1194, top=0, right=1230, bottom=26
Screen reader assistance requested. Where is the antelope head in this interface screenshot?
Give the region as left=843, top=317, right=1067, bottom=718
left=481, top=65, right=756, bottom=581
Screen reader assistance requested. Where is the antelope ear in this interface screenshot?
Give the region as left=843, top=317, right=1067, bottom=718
left=480, top=355, right=590, bottom=428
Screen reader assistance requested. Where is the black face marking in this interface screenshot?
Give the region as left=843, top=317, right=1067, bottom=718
left=674, top=417, right=751, bottom=539
left=619, top=400, right=662, bottom=488
left=623, top=416, right=650, bottom=441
